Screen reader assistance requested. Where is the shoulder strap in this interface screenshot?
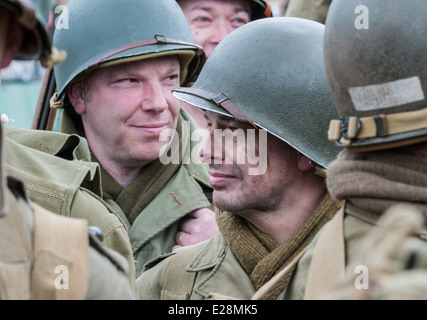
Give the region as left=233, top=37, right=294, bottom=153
left=31, top=203, right=89, bottom=300
left=304, top=205, right=346, bottom=299
left=160, top=248, right=197, bottom=300
left=0, top=188, right=33, bottom=300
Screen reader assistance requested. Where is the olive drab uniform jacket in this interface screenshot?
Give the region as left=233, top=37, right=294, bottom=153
left=285, top=0, right=332, bottom=24
left=137, top=232, right=257, bottom=300
left=3, top=126, right=137, bottom=294
left=282, top=202, right=427, bottom=299
left=137, top=194, right=342, bottom=300
left=0, top=126, right=134, bottom=300
left=60, top=107, right=213, bottom=277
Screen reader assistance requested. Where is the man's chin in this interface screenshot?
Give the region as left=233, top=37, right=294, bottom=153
left=212, top=190, right=236, bottom=211
left=131, top=150, right=163, bottom=166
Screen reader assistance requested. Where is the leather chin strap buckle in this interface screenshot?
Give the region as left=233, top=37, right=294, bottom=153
left=328, top=107, right=427, bottom=145
left=86, top=35, right=204, bottom=73
left=173, top=87, right=259, bottom=129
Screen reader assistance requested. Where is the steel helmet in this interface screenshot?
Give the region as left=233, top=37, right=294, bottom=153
left=325, top=0, right=427, bottom=151
left=173, top=17, right=341, bottom=169
left=53, top=0, right=206, bottom=102
left=0, top=0, right=52, bottom=63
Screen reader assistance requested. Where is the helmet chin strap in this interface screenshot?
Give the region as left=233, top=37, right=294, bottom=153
left=85, top=35, right=203, bottom=74
left=40, top=46, right=67, bottom=69
left=173, top=87, right=259, bottom=129
left=328, top=107, right=427, bottom=147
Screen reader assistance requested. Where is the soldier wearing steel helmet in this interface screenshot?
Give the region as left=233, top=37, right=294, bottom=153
left=177, top=0, right=272, bottom=59
left=281, top=0, right=427, bottom=300
left=0, top=0, right=134, bottom=299
left=136, top=16, right=343, bottom=300
left=177, top=0, right=273, bottom=128
left=51, top=0, right=218, bottom=279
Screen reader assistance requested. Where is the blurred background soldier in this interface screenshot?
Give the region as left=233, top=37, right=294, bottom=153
left=0, top=0, right=134, bottom=300
left=137, top=17, right=342, bottom=300
left=283, top=0, right=427, bottom=300
left=285, top=0, right=331, bottom=24
left=177, top=0, right=273, bottom=58
left=177, top=0, right=274, bottom=128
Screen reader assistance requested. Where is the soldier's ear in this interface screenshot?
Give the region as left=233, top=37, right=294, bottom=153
left=67, top=81, right=86, bottom=115
left=297, top=154, right=312, bottom=172
left=2, top=20, right=24, bottom=69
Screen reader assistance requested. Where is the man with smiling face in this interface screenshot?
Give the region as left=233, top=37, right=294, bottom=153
left=52, top=0, right=218, bottom=278
left=68, top=57, right=183, bottom=188
left=177, top=0, right=273, bottom=128
left=136, top=17, right=343, bottom=300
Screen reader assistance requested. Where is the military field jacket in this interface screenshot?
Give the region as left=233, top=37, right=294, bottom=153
left=3, top=126, right=136, bottom=293
left=108, top=158, right=212, bottom=278
left=282, top=202, right=387, bottom=299
left=0, top=176, right=134, bottom=300
left=137, top=232, right=257, bottom=300
left=59, top=106, right=213, bottom=278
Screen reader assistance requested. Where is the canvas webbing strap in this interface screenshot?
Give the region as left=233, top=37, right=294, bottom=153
left=86, top=35, right=203, bottom=73
left=173, top=87, right=259, bottom=129
left=31, top=204, right=89, bottom=300
left=328, top=108, right=427, bottom=145
left=303, top=206, right=346, bottom=299
left=0, top=190, right=32, bottom=300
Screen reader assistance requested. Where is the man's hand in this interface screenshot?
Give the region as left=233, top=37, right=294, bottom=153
left=172, top=208, right=218, bottom=251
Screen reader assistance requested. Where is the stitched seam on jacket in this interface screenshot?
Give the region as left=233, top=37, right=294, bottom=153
left=25, top=183, right=65, bottom=201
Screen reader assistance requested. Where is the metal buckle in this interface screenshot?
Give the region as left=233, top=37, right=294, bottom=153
left=155, top=34, right=168, bottom=44
left=373, top=115, right=386, bottom=137
left=211, top=92, right=229, bottom=105
left=341, top=116, right=361, bottom=140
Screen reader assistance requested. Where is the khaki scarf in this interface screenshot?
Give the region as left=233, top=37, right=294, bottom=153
left=101, top=116, right=188, bottom=224
left=217, top=193, right=342, bottom=300
left=326, top=149, right=427, bottom=219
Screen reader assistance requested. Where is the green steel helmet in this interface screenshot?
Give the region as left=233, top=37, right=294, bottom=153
left=325, top=0, right=427, bottom=152
left=0, top=0, right=52, bottom=63
left=173, top=17, right=341, bottom=169
left=53, top=0, right=205, bottom=102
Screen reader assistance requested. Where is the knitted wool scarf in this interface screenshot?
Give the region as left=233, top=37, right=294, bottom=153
left=326, top=149, right=427, bottom=219
left=216, top=193, right=342, bottom=300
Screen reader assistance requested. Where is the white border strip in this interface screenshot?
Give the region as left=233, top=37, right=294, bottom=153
left=349, top=76, right=425, bottom=111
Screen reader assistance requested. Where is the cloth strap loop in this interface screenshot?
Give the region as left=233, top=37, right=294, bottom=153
left=328, top=108, right=427, bottom=145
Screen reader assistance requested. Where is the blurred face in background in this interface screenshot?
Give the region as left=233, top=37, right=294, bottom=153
left=178, top=0, right=252, bottom=57
left=0, top=9, right=24, bottom=80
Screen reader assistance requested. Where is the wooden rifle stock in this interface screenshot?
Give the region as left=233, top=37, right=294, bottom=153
left=32, top=67, right=57, bottom=131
